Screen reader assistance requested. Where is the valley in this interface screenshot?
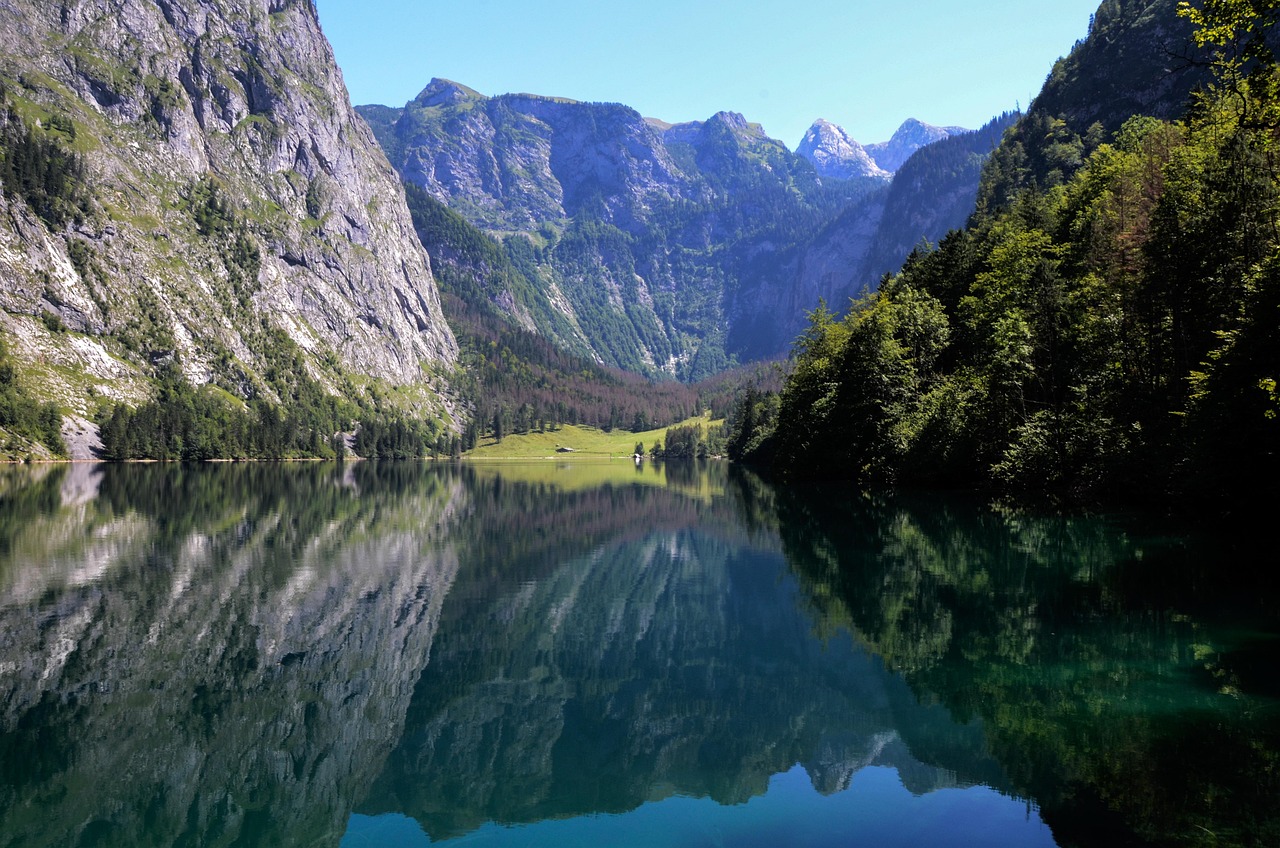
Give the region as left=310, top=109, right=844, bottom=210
left=0, top=0, right=1273, bottom=515
left=3, top=3, right=1280, bottom=846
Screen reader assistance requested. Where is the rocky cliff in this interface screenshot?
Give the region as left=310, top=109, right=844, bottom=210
left=0, top=0, right=456, bottom=424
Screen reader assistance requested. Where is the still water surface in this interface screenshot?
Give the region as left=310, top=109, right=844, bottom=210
left=0, top=461, right=1275, bottom=847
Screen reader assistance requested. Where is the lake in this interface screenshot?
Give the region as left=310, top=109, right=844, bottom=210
left=0, top=461, right=1275, bottom=847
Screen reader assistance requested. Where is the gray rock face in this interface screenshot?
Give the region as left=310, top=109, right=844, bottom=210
left=0, top=0, right=456, bottom=412
left=865, top=118, right=966, bottom=173
left=796, top=119, right=890, bottom=180
left=387, top=78, right=692, bottom=235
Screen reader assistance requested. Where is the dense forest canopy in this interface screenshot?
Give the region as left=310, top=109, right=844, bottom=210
left=731, top=0, right=1279, bottom=512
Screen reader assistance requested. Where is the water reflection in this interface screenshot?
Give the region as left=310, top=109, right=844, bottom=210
left=359, top=518, right=994, bottom=841
left=0, top=463, right=460, bottom=847
left=0, top=463, right=1275, bottom=847
left=773, top=483, right=1280, bottom=848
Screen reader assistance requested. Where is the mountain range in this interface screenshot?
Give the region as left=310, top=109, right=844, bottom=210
left=360, top=83, right=1003, bottom=375
left=0, top=0, right=1234, bottom=458
left=796, top=117, right=967, bottom=180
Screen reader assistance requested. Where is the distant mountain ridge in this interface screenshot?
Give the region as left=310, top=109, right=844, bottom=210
left=865, top=118, right=968, bottom=172
left=795, top=118, right=967, bottom=181
left=361, top=82, right=1001, bottom=374
left=796, top=119, right=889, bottom=180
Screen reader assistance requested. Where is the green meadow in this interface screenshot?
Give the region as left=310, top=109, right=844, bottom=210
left=466, top=414, right=721, bottom=460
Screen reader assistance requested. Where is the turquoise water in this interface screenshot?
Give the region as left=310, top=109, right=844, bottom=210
left=343, top=767, right=1057, bottom=847
left=0, top=462, right=1275, bottom=846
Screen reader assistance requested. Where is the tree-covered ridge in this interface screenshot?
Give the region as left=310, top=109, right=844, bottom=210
left=975, top=0, right=1278, bottom=213
left=0, top=337, right=65, bottom=459
left=0, top=84, right=88, bottom=459
left=860, top=112, right=1020, bottom=283
left=96, top=350, right=447, bottom=462
left=1040, top=0, right=1203, bottom=129
left=976, top=0, right=1198, bottom=213
left=738, top=3, right=1280, bottom=511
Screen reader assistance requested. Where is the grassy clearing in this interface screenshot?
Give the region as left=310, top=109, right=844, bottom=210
left=466, top=413, right=721, bottom=459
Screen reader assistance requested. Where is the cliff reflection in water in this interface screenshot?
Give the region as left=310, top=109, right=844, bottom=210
left=0, top=463, right=462, bottom=847
left=361, top=468, right=991, bottom=841
left=0, top=462, right=1276, bottom=847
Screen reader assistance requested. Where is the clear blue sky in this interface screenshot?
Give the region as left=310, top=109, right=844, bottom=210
left=314, top=0, right=1102, bottom=148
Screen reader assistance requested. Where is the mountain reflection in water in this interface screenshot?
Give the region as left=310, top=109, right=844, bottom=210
left=0, top=462, right=1275, bottom=847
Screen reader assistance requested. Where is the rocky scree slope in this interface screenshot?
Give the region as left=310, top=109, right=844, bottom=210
left=0, top=0, right=457, bottom=429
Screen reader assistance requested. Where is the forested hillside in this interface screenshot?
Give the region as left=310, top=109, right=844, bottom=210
left=974, top=0, right=1278, bottom=212
left=860, top=113, right=1020, bottom=283
left=733, top=1, right=1279, bottom=512
left=405, top=182, right=781, bottom=446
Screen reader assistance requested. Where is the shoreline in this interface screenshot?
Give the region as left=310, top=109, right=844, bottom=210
left=3, top=454, right=703, bottom=465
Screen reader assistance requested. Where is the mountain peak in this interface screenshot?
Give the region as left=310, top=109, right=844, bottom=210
left=415, top=78, right=485, bottom=108
left=796, top=120, right=888, bottom=181
left=865, top=119, right=965, bottom=172
left=663, top=111, right=771, bottom=146
left=895, top=117, right=937, bottom=134
left=709, top=111, right=750, bottom=131
left=889, top=118, right=967, bottom=145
